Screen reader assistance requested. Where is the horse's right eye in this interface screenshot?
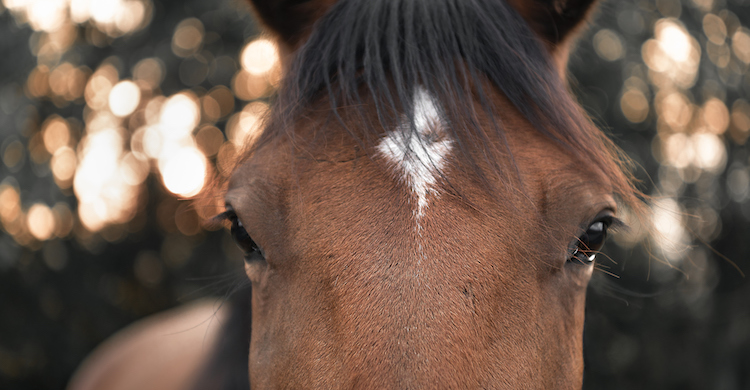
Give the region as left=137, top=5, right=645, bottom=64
left=568, top=215, right=616, bottom=265
left=228, top=213, right=261, bottom=258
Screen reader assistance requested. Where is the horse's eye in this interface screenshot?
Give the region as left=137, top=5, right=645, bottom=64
left=569, top=220, right=609, bottom=265
left=228, top=214, right=261, bottom=258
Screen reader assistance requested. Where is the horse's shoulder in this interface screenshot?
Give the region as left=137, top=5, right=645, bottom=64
left=67, top=299, right=228, bottom=390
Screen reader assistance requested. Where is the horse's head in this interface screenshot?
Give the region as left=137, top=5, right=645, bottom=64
left=223, top=0, right=640, bottom=387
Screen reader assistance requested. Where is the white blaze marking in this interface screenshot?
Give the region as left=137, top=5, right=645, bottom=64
left=377, top=87, right=452, bottom=221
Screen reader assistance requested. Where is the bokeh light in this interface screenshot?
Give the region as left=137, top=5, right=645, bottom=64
left=27, top=203, right=56, bottom=241
left=160, top=147, right=207, bottom=198
left=593, top=29, right=625, bottom=61
left=50, top=146, right=77, bottom=185
left=240, top=38, right=279, bottom=75
left=172, top=18, right=204, bottom=57
left=41, top=116, right=71, bottom=154
left=0, top=183, right=21, bottom=229
left=108, top=80, right=141, bottom=117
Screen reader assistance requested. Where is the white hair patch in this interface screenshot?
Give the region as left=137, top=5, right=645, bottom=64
left=377, top=87, right=453, bottom=222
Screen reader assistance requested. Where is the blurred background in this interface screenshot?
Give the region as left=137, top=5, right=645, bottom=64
left=0, top=0, right=748, bottom=388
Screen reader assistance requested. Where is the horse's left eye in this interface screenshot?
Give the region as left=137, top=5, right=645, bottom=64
left=569, top=220, right=609, bottom=264
left=229, top=214, right=261, bottom=258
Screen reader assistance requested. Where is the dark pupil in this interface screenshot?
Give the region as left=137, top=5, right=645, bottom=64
left=581, top=222, right=606, bottom=252
left=573, top=221, right=607, bottom=263
left=231, top=218, right=259, bottom=255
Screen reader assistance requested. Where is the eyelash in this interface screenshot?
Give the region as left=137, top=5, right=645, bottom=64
left=214, top=208, right=262, bottom=258
left=568, top=215, right=623, bottom=265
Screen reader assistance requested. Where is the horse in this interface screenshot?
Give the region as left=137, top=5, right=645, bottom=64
left=69, top=0, right=645, bottom=388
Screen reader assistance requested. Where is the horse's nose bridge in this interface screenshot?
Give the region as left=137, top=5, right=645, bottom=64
left=329, top=249, right=480, bottom=379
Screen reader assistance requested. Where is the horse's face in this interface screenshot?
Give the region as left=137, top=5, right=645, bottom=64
left=226, top=0, right=625, bottom=388
left=227, top=104, right=614, bottom=388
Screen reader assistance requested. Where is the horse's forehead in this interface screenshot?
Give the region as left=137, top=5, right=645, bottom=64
left=232, top=89, right=613, bottom=224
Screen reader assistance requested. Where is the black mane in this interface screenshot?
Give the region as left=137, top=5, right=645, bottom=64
left=255, top=0, right=626, bottom=193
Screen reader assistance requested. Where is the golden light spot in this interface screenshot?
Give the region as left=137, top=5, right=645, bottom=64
left=660, top=131, right=726, bottom=172
left=207, top=86, right=235, bottom=118
left=658, top=22, right=692, bottom=63
left=702, top=14, right=727, bottom=45
left=70, top=0, right=92, bottom=23
left=690, top=0, right=713, bottom=12
left=74, top=130, right=123, bottom=199
left=159, top=92, right=200, bottom=138
left=27, top=65, right=50, bottom=98
left=662, top=133, right=693, bottom=169
left=141, top=125, right=163, bottom=158
left=702, top=98, right=729, bottom=134
left=143, top=96, right=165, bottom=124
left=172, top=18, right=204, bottom=58
left=160, top=147, right=207, bottom=198
left=227, top=102, right=268, bottom=146
left=28, top=203, right=56, bottom=241
left=119, top=151, right=149, bottom=185
left=85, top=64, right=119, bottom=110
left=42, top=23, right=79, bottom=57
left=240, top=39, right=279, bottom=75
left=27, top=0, right=67, bottom=32
left=2, top=0, right=21, bottom=11
left=66, top=66, right=89, bottom=101
left=85, top=111, right=120, bottom=136
left=732, top=28, right=750, bottom=64
left=49, top=63, right=76, bottom=98
left=706, top=41, right=731, bottom=68
left=109, top=80, right=141, bottom=117
left=216, top=141, right=237, bottom=177
left=42, top=116, right=71, bottom=154
left=593, top=29, right=625, bottom=62
left=194, top=125, right=223, bottom=157
left=115, top=0, right=146, bottom=34
left=0, top=184, right=21, bottom=226
left=133, top=57, right=164, bottom=89
left=129, top=126, right=148, bottom=160
left=731, top=100, right=750, bottom=133
left=201, top=95, right=221, bottom=122
left=51, top=146, right=77, bottom=184
left=657, top=91, right=693, bottom=131
left=691, top=133, right=726, bottom=171
left=642, top=19, right=700, bottom=88
left=232, top=70, right=269, bottom=101
left=77, top=200, right=107, bottom=232
left=74, top=126, right=140, bottom=232
left=651, top=198, right=688, bottom=261
left=91, top=0, right=120, bottom=25
left=621, top=88, right=649, bottom=123
left=3, top=140, right=25, bottom=169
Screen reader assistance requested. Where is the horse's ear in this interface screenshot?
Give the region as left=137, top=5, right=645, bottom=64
left=508, top=0, right=600, bottom=67
left=246, top=0, right=339, bottom=50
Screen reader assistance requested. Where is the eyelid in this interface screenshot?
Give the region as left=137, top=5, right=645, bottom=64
left=208, top=206, right=237, bottom=227
left=607, top=216, right=627, bottom=231
left=588, top=210, right=624, bottom=230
